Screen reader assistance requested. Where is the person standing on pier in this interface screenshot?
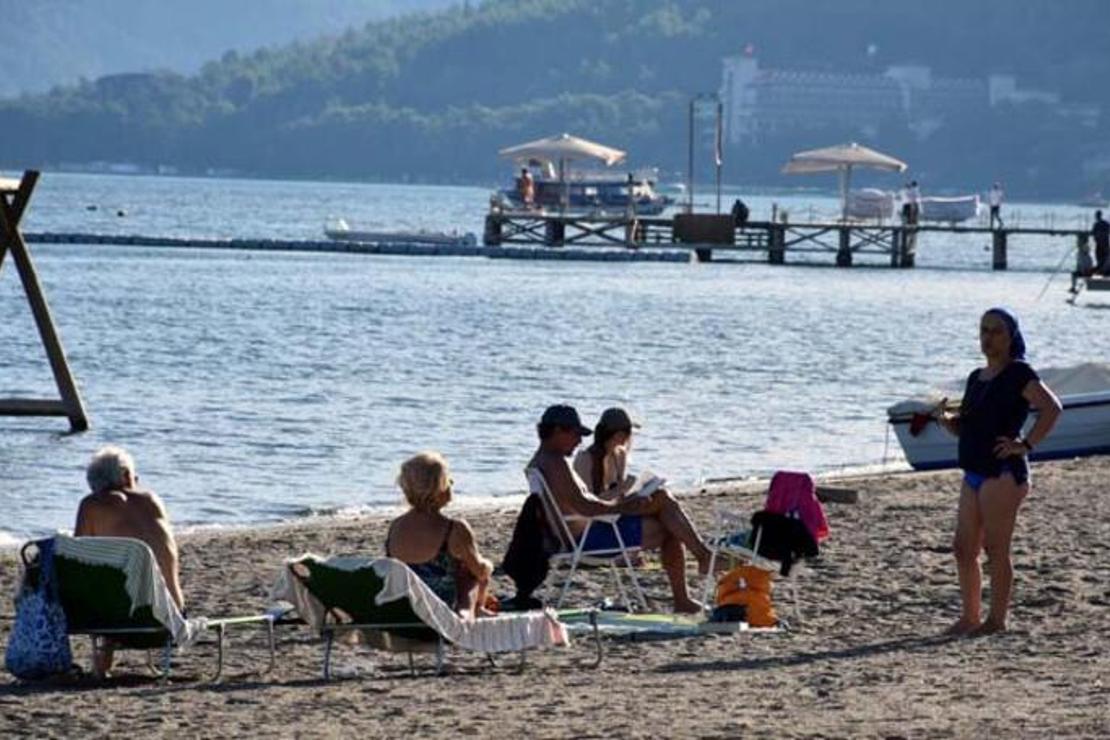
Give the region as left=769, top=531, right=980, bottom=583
left=907, top=181, right=921, bottom=225
left=935, top=309, right=1061, bottom=636
left=988, top=182, right=1005, bottom=229
left=1092, top=209, right=1110, bottom=275
left=518, top=167, right=535, bottom=209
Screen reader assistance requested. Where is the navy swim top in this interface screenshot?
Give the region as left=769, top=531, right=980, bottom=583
left=957, top=360, right=1039, bottom=478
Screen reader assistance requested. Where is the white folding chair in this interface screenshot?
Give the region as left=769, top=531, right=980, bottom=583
left=700, top=509, right=802, bottom=623
left=525, top=467, right=648, bottom=611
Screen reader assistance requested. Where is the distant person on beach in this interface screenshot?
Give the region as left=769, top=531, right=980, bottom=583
left=935, top=309, right=1060, bottom=635
left=988, top=182, right=1005, bottom=229
left=1092, top=210, right=1110, bottom=275
left=529, top=404, right=714, bottom=613
left=75, top=446, right=184, bottom=675
left=518, top=167, right=535, bottom=208
left=386, top=451, right=494, bottom=618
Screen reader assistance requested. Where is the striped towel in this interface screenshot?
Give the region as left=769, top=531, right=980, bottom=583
left=52, top=534, right=206, bottom=646
left=272, top=554, right=569, bottom=654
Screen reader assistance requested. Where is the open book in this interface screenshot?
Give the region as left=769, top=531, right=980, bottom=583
left=627, top=469, right=666, bottom=499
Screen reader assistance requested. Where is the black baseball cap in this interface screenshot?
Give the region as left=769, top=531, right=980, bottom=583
left=539, top=404, right=592, bottom=436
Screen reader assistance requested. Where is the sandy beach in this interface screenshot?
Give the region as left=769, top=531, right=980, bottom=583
left=1, top=457, right=1108, bottom=738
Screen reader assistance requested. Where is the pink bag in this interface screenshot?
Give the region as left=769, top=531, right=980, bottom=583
left=764, top=471, right=829, bottom=542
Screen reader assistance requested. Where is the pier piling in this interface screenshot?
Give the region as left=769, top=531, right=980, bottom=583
left=836, top=227, right=852, bottom=267
left=992, top=230, right=1008, bottom=270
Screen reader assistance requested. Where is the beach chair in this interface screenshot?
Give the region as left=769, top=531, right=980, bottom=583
left=699, top=471, right=827, bottom=623
left=525, top=467, right=648, bottom=611
left=273, top=555, right=588, bottom=679
left=20, top=535, right=275, bottom=680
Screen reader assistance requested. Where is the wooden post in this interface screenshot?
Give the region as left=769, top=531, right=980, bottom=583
left=900, top=227, right=917, bottom=268
left=992, top=230, right=1008, bottom=270
left=544, top=218, right=564, bottom=246
left=694, top=247, right=713, bottom=263
left=768, top=224, right=785, bottom=265
left=890, top=228, right=901, bottom=267
left=482, top=213, right=502, bottom=246
left=836, top=226, right=852, bottom=267
left=0, top=171, right=89, bottom=431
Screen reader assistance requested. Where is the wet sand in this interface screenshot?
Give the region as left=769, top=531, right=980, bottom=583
left=1, top=457, right=1108, bottom=738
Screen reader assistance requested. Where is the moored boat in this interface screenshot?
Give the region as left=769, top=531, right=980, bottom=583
left=887, top=362, right=1110, bottom=470
left=324, top=219, right=477, bottom=246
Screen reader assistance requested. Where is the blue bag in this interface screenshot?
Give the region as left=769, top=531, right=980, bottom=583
left=4, top=538, right=73, bottom=679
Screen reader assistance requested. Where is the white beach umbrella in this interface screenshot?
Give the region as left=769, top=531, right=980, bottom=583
left=782, top=142, right=907, bottom=219
left=499, top=133, right=627, bottom=167
left=500, top=133, right=627, bottom=210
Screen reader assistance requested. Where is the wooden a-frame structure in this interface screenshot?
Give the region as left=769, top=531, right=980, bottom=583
left=0, top=170, right=88, bottom=431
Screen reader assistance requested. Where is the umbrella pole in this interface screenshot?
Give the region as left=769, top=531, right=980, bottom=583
left=560, top=157, right=567, bottom=213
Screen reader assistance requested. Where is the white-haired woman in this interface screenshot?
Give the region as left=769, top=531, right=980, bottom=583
left=385, top=451, right=493, bottom=618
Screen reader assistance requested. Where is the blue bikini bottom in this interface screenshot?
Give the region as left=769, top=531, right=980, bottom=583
left=963, top=463, right=1028, bottom=492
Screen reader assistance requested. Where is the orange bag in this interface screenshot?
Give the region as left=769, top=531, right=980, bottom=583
left=715, top=564, right=777, bottom=627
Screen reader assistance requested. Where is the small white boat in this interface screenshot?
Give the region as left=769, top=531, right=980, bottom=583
left=888, top=362, right=1110, bottom=470
left=845, top=188, right=895, bottom=220
left=324, top=219, right=477, bottom=246
left=919, top=195, right=980, bottom=223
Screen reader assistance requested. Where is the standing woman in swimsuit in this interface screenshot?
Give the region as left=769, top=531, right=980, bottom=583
left=937, top=308, right=1061, bottom=635
left=386, top=451, right=494, bottom=618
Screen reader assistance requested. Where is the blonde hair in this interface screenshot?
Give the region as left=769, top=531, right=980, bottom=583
left=86, top=446, right=136, bottom=492
left=397, top=451, right=451, bottom=513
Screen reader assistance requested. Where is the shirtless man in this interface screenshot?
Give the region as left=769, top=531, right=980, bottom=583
left=528, top=405, right=713, bottom=613
left=74, top=446, right=183, bottom=675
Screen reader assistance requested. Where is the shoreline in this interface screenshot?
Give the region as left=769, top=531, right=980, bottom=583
left=1, top=456, right=1108, bottom=736
left=0, top=460, right=915, bottom=552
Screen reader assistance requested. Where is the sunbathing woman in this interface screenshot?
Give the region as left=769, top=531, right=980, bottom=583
left=385, top=452, right=494, bottom=619
left=937, top=308, right=1060, bottom=635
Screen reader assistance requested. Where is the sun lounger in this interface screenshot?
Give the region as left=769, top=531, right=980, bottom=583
left=272, top=554, right=592, bottom=678
left=20, top=535, right=275, bottom=680
left=525, top=467, right=648, bottom=611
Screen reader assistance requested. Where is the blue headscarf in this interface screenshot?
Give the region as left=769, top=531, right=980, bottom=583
left=985, top=307, right=1026, bottom=360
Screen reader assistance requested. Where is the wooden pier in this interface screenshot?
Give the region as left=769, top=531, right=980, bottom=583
left=483, top=210, right=1093, bottom=270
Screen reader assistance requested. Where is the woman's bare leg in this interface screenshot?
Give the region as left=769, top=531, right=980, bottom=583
left=947, top=482, right=984, bottom=635
left=972, top=474, right=1027, bottom=635
left=640, top=518, right=701, bottom=613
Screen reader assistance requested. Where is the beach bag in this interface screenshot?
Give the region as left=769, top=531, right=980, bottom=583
left=715, top=564, right=776, bottom=627
left=5, top=538, right=73, bottom=680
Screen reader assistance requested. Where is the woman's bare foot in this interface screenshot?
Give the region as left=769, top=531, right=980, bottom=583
left=943, top=617, right=979, bottom=636
left=969, top=618, right=1007, bottom=636
left=673, top=598, right=704, bottom=614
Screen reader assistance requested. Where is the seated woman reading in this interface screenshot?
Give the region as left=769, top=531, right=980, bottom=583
left=385, top=451, right=494, bottom=618
left=574, top=407, right=640, bottom=500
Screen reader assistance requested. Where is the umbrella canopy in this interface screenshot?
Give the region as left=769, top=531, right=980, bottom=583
left=782, top=142, right=907, bottom=219
left=781, top=142, right=907, bottom=175
left=499, top=133, right=627, bottom=167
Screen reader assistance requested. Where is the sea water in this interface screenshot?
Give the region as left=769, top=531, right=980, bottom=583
left=0, top=172, right=1103, bottom=541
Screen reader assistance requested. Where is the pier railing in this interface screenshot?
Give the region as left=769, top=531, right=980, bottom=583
left=483, top=209, right=1092, bottom=270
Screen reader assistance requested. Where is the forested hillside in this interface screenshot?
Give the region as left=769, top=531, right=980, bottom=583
left=1, top=0, right=1106, bottom=196
left=0, top=0, right=454, bottom=96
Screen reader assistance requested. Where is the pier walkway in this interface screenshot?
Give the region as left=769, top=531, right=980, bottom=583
left=484, top=211, right=1092, bottom=270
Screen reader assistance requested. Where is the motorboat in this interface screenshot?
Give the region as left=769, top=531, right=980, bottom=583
left=324, top=219, right=477, bottom=246
left=498, top=167, right=673, bottom=215
left=887, top=362, right=1110, bottom=470
left=845, top=188, right=895, bottom=220
left=919, top=195, right=980, bottom=224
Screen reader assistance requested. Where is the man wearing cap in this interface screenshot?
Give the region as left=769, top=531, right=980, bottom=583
left=528, top=404, right=713, bottom=613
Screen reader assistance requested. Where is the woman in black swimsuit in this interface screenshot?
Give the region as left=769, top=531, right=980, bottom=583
left=937, top=308, right=1060, bottom=635
left=385, top=451, right=494, bottom=618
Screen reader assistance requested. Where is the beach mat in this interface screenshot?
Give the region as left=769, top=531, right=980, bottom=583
left=557, top=609, right=779, bottom=641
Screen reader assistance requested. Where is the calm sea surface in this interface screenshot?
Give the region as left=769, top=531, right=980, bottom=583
left=1, top=172, right=1104, bottom=543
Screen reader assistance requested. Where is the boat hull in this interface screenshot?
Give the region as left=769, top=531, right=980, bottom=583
left=889, top=391, right=1110, bottom=471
